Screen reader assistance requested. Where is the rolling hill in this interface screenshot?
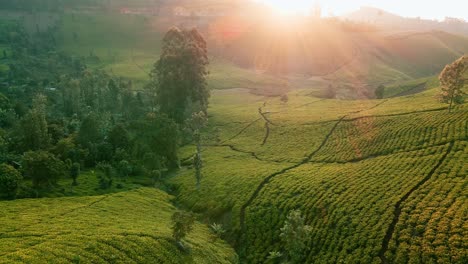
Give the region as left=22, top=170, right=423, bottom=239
left=0, top=5, right=466, bottom=264
left=0, top=188, right=237, bottom=263
left=171, top=87, right=467, bottom=263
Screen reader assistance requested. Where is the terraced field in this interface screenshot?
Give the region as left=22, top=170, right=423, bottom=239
left=171, top=86, right=467, bottom=263
left=0, top=188, right=237, bottom=263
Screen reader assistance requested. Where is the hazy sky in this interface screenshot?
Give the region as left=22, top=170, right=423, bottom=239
left=255, top=0, right=468, bottom=21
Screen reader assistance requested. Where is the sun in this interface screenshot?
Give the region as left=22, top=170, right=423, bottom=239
left=256, top=0, right=314, bottom=15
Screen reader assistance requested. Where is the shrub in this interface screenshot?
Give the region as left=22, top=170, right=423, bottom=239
left=22, top=151, right=66, bottom=189
left=171, top=211, right=195, bottom=244
left=0, top=163, right=22, bottom=199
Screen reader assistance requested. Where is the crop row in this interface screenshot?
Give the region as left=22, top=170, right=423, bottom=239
left=170, top=146, right=288, bottom=229
left=0, top=188, right=236, bottom=263
left=386, top=141, right=467, bottom=264
left=313, top=109, right=467, bottom=162
left=241, top=144, right=451, bottom=263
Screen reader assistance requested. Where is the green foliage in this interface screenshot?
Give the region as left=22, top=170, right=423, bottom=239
left=117, top=160, right=132, bottom=177
left=70, top=162, right=80, bottom=186
left=108, top=123, right=130, bottom=151
left=0, top=163, right=22, bottom=199
left=22, top=151, right=66, bottom=189
left=439, top=55, right=467, bottom=112
left=96, top=163, right=113, bottom=189
left=151, top=27, right=209, bottom=123
left=186, top=111, right=208, bottom=189
left=266, top=251, right=283, bottom=263
left=375, top=84, right=385, bottom=99
left=0, top=188, right=237, bottom=263
left=280, top=210, right=312, bottom=263
left=171, top=211, right=196, bottom=243
left=134, top=114, right=180, bottom=169
left=19, top=95, right=50, bottom=151
left=77, top=113, right=101, bottom=146
left=210, top=223, right=226, bottom=240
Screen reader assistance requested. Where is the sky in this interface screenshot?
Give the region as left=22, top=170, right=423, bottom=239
left=255, top=0, right=468, bottom=21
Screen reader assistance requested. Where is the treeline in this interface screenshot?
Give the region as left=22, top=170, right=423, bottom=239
left=0, top=0, right=106, bottom=11
left=0, top=20, right=209, bottom=199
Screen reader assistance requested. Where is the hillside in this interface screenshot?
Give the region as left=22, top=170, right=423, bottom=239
left=344, top=6, right=468, bottom=36
left=54, top=11, right=468, bottom=98
left=0, top=188, right=237, bottom=263
left=0, top=5, right=466, bottom=264
left=171, top=87, right=467, bottom=263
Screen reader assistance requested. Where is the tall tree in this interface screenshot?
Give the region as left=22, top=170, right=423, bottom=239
left=151, top=27, right=209, bottom=123
left=439, top=55, right=467, bottom=112
left=280, top=210, right=313, bottom=263
left=20, top=94, right=50, bottom=151
left=186, top=111, right=207, bottom=189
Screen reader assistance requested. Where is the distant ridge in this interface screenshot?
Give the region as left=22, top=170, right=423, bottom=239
left=343, top=6, right=468, bottom=36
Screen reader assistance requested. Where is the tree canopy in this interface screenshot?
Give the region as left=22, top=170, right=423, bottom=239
left=151, top=27, right=209, bottom=123
left=439, top=55, right=467, bottom=112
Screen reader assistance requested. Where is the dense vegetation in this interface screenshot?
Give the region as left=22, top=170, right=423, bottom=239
left=0, top=3, right=467, bottom=264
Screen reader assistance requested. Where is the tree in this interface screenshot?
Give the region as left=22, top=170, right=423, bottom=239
left=61, top=78, right=82, bottom=116
left=151, top=27, right=210, bottom=123
left=439, top=55, right=467, bottom=112
left=108, top=124, right=130, bottom=151
left=375, top=85, right=385, bottom=99
left=20, top=94, right=50, bottom=151
left=70, top=162, right=80, bottom=186
left=280, top=210, right=313, bottom=263
left=186, top=111, right=207, bottom=189
left=77, top=113, right=101, bottom=146
left=324, top=84, right=336, bottom=99
left=22, top=151, right=66, bottom=189
left=135, top=114, right=180, bottom=169
left=171, top=211, right=195, bottom=245
left=0, top=163, right=22, bottom=199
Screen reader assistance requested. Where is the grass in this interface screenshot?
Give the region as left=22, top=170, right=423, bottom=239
left=0, top=188, right=237, bottom=263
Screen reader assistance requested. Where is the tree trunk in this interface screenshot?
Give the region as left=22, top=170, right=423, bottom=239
left=195, top=137, right=202, bottom=190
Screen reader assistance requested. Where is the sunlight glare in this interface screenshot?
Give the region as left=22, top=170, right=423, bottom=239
left=256, top=0, right=315, bottom=15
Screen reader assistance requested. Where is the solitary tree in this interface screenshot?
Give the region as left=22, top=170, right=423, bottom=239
left=280, top=210, right=313, bottom=263
left=0, top=163, right=22, bottom=199
left=150, top=27, right=209, bottom=123
left=186, top=111, right=208, bottom=189
left=375, top=85, right=385, bottom=99
left=439, top=55, right=467, bottom=112
left=324, top=84, right=337, bottom=99
left=171, top=211, right=195, bottom=246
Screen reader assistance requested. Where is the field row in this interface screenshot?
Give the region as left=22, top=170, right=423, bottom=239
left=387, top=141, right=467, bottom=264
left=0, top=188, right=236, bottom=264
left=241, top=143, right=459, bottom=263
left=313, top=109, right=467, bottom=162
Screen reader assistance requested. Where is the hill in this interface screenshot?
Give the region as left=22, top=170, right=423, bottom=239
left=343, top=6, right=468, bottom=36
left=0, top=188, right=237, bottom=263
left=55, top=11, right=468, bottom=98
left=170, top=86, right=467, bottom=263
